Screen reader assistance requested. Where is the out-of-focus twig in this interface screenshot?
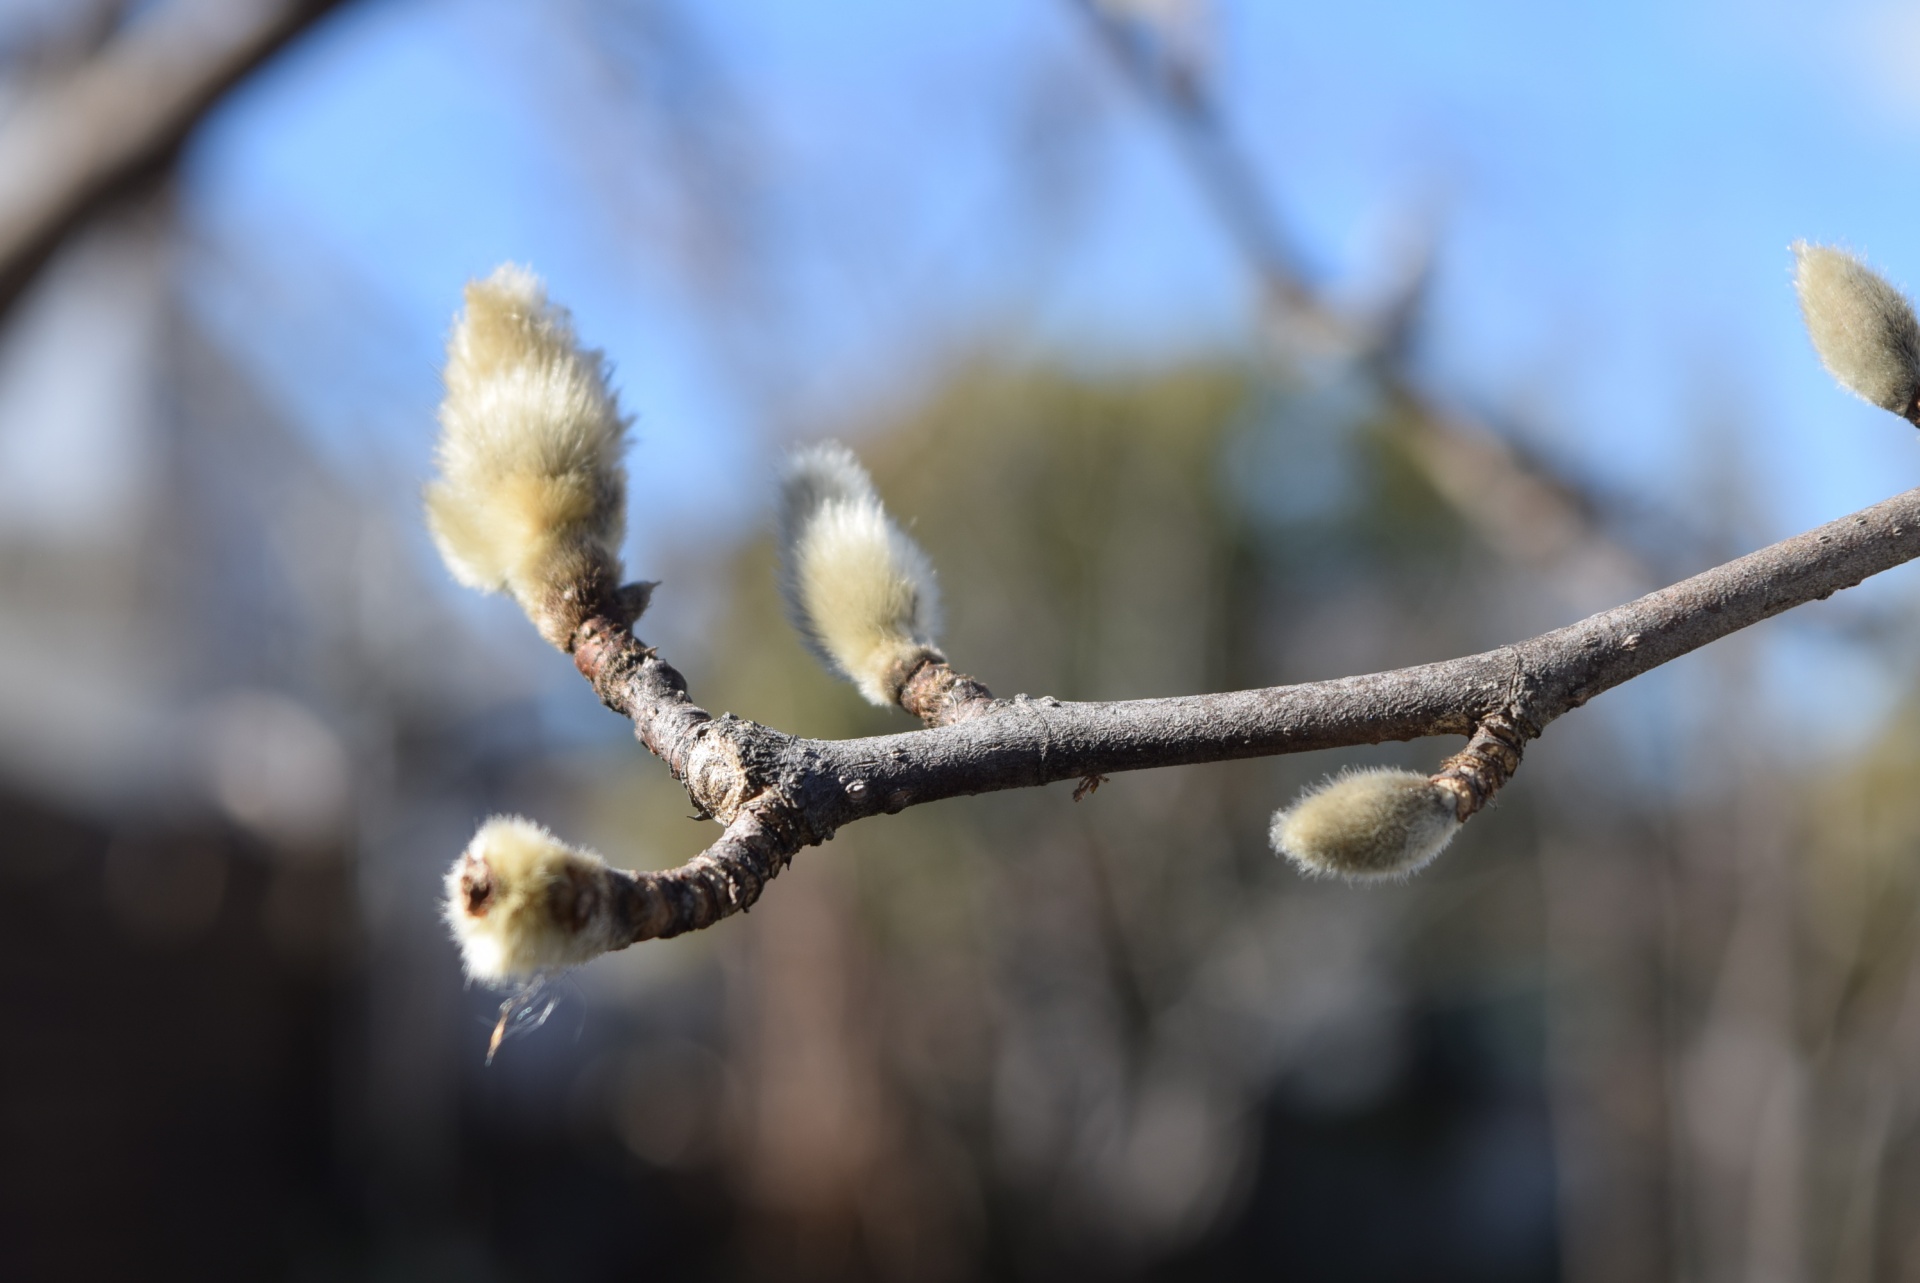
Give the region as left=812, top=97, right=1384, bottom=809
left=1069, top=0, right=1316, bottom=323
left=1065, top=0, right=1655, bottom=596
left=0, top=0, right=349, bottom=319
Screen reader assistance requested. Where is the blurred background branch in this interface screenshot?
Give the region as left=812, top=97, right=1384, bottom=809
left=1069, top=0, right=1661, bottom=604
left=0, top=0, right=349, bottom=317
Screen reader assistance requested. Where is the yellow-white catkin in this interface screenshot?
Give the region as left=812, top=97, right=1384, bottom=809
left=1792, top=242, right=1920, bottom=415
left=777, top=441, right=943, bottom=705
left=424, top=264, right=629, bottom=647
left=1269, top=768, right=1461, bottom=880
left=444, top=815, right=626, bottom=983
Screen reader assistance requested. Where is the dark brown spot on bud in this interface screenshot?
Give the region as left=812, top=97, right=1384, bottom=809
left=461, top=856, right=494, bottom=916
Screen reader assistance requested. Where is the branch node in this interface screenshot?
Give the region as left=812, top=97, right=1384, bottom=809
left=897, top=657, right=996, bottom=727
left=1431, top=713, right=1533, bottom=822
left=683, top=725, right=759, bottom=822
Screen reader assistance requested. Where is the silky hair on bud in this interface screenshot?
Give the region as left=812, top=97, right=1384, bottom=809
left=1270, top=768, right=1461, bottom=880
left=777, top=441, right=944, bottom=705
left=425, top=264, right=630, bottom=648
left=444, top=815, right=627, bottom=984
left=1792, top=242, right=1920, bottom=416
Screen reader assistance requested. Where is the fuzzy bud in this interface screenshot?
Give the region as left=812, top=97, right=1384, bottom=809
left=444, top=816, right=628, bottom=983
left=425, top=265, right=631, bottom=648
left=777, top=441, right=944, bottom=705
left=1792, top=241, right=1920, bottom=418
left=1270, top=768, right=1461, bottom=880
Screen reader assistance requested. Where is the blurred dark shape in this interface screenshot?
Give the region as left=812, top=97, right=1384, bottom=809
left=0, top=789, right=346, bottom=1280
left=102, top=825, right=231, bottom=940
left=596, top=1040, right=730, bottom=1169
left=1181, top=999, right=1559, bottom=1283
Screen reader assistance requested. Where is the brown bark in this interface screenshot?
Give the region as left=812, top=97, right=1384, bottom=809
left=571, top=485, right=1920, bottom=948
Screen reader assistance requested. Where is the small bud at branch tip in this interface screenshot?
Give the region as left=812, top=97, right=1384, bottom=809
left=776, top=441, right=945, bottom=706
left=1792, top=241, right=1920, bottom=423
left=443, top=815, right=629, bottom=983
left=1270, top=768, right=1461, bottom=880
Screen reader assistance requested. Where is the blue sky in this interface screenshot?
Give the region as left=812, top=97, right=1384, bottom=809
left=173, top=0, right=1920, bottom=738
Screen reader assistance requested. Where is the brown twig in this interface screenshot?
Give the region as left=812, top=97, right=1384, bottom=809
left=572, top=485, right=1920, bottom=948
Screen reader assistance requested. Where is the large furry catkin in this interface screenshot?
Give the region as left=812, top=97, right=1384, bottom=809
left=1270, top=768, right=1461, bottom=879
left=776, top=441, right=944, bottom=705
left=425, top=264, right=630, bottom=647
left=1793, top=242, right=1920, bottom=416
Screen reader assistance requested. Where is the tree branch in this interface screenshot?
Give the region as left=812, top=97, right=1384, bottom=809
left=1061, top=0, right=1664, bottom=592
left=569, top=484, right=1920, bottom=948
left=0, top=0, right=349, bottom=317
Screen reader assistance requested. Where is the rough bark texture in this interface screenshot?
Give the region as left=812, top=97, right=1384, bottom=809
left=570, top=486, right=1920, bottom=948
left=896, top=659, right=996, bottom=727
